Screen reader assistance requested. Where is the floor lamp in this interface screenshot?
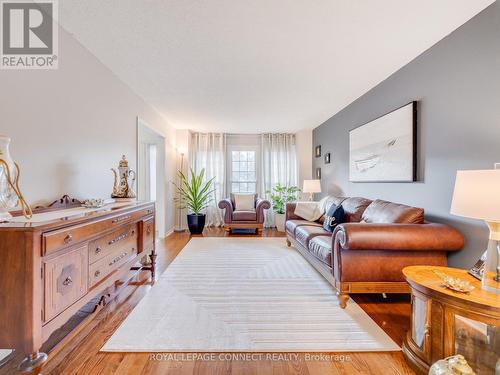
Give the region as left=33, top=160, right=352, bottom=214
left=174, top=151, right=186, bottom=232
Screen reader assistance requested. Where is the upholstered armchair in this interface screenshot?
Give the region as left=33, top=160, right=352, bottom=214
left=218, top=194, right=271, bottom=234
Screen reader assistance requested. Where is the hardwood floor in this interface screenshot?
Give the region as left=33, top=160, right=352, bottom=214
left=0, top=228, right=414, bottom=375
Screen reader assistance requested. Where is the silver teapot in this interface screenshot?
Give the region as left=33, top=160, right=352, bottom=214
left=111, top=155, right=136, bottom=198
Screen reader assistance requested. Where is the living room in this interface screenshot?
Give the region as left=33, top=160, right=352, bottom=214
left=0, top=1, right=499, bottom=374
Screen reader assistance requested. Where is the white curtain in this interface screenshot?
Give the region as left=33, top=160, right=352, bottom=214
left=260, top=133, right=298, bottom=227
left=189, top=132, right=227, bottom=227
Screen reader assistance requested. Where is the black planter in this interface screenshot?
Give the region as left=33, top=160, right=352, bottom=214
left=187, top=214, right=206, bottom=234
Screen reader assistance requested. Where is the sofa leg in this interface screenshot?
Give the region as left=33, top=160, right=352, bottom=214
left=257, top=228, right=263, bottom=235
left=337, top=293, right=350, bottom=309
left=286, top=239, right=291, bottom=247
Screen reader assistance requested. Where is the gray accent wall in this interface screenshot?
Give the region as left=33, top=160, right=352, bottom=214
left=312, top=2, right=500, bottom=268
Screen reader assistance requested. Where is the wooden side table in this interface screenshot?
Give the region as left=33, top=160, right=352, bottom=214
left=402, top=266, right=500, bottom=375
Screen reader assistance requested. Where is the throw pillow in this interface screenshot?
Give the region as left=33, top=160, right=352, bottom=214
left=323, top=204, right=345, bottom=232
left=233, top=194, right=255, bottom=211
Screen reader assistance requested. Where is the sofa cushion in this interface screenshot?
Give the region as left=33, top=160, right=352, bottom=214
left=362, top=199, right=424, bottom=224
left=231, top=193, right=257, bottom=209
left=233, top=194, right=256, bottom=211
left=286, top=220, right=322, bottom=236
left=341, top=197, right=372, bottom=222
left=318, top=196, right=346, bottom=223
left=308, top=235, right=332, bottom=266
left=233, top=210, right=257, bottom=221
left=323, top=204, right=345, bottom=232
left=295, top=225, right=330, bottom=248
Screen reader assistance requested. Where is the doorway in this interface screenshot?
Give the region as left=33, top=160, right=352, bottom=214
left=137, top=117, right=166, bottom=238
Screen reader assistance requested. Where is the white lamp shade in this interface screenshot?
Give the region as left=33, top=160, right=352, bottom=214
left=450, top=170, right=500, bottom=222
left=302, top=179, right=322, bottom=193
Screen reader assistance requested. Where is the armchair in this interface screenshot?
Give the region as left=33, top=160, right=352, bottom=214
left=218, top=194, right=271, bottom=234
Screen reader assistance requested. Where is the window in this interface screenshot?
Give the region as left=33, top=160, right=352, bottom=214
left=230, top=150, right=257, bottom=193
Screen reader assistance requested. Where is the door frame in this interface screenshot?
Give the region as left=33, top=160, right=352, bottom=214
left=136, top=117, right=166, bottom=238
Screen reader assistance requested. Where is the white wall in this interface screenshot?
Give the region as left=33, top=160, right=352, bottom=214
left=295, top=129, right=313, bottom=200
left=0, top=26, right=176, bottom=233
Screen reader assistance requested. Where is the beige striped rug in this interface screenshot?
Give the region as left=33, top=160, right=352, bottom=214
left=102, top=237, right=399, bottom=352
left=0, top=350, right=13, bottom=365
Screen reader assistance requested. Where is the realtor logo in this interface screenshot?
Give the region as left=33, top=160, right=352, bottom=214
left=1, top=0, right=58, bottom=69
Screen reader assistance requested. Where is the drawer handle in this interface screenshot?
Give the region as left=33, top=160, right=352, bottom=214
left=109, top=251, right=128, bottom=266
left=108, top=232, right=129, bottom=245
left=62, top=276, right=73, bottom=286
left=64, top=234, right=73, bottom=244
left=94, top=270, right=101, bottom=278
left=95, top=247, right=102, bottom=254
left=112, top=215, right=131, bottom=224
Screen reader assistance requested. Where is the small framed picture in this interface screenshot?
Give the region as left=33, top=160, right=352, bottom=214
left=316, top=167, right=321, bottom=179
left=315, top=145, right=321, bottom=158
left=469, top=250, right=487, bottom=280
left=324, top=153, right=331, bottom=164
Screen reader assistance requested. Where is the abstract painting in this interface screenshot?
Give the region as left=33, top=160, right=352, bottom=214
left=349, top=102, right=417, bottom=182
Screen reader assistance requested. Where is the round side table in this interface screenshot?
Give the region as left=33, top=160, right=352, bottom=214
left=402, top=265, right=500, bottom=375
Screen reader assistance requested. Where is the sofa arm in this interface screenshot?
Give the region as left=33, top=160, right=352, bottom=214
left=256, top=198, right=271, bottom=224
left=285, top=202, right=303, bottom=221
left=218, top=198, right=234, bottom=224
left=334, top=223, right=464, bottom=251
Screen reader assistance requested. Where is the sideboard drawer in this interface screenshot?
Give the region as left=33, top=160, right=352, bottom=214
left=44, top=245, right=88, bottom=322
left=88, top=223, right=138, bottom=264
left=89, top=243, right=138, bottom=288
left=42, top=206, right=153, bottom=255
left=142, top=218, right=155, bottom=247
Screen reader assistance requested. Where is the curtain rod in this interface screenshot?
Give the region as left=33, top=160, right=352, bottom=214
left=191, top=132, right=296, bottom=136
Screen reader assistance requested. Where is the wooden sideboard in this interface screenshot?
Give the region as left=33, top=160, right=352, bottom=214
left=0, top=199, right=156, bottom=374
left=402, top=266, right=500, bottom=375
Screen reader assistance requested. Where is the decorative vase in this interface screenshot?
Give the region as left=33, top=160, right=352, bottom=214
left=0, top=135, right=20, bottom=220
left=275, top=213, right=286, bottom=232
left=111, top=155, right=137, bottom=199
left=429, top=355, right=476, bottom=375
left=187, top=214, right=206, bottom=234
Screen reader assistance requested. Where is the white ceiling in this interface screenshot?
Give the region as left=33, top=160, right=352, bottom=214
left=58, top=0, right=494, bottom=133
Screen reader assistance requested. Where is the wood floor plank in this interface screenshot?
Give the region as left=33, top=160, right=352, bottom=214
left=0, top=228, right=414, bottom=375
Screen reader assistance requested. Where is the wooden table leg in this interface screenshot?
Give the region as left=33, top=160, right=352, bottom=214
left=149, top=248, right=157, bottom=279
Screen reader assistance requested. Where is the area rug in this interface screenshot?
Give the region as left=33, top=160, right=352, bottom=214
left=102, top=238, right=399, bottom=352
left=0, top=350, right=13, bottom=366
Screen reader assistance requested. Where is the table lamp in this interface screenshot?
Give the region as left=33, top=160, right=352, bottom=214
left=302, top=179, right=321, bottom=201
left=450, top=169, right=500, bottom=294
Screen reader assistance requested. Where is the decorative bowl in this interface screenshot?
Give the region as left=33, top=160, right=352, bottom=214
left=433, top=270, right=475, bottom=293
left=82, top=199, right=106, bottom=208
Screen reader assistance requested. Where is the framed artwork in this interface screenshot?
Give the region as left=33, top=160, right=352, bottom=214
left=349, top=101, right=417, bottom=182
left=324, top=153, right=331, bottom=164
left=315, top=167, right=321, bottom=179
left=469, top=250, right=487, bottom=280
left=315, top=145, right=321, bottom=158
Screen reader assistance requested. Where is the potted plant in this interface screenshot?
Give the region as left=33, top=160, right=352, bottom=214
left=266, top=184, right=300, bottom=232
left=174, top=168, right=215, bottom=234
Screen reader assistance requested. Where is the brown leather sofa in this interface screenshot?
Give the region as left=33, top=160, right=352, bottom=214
left=285, top=196, right=464, bottom=308
left=218, top=194, right=271, bottom=234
